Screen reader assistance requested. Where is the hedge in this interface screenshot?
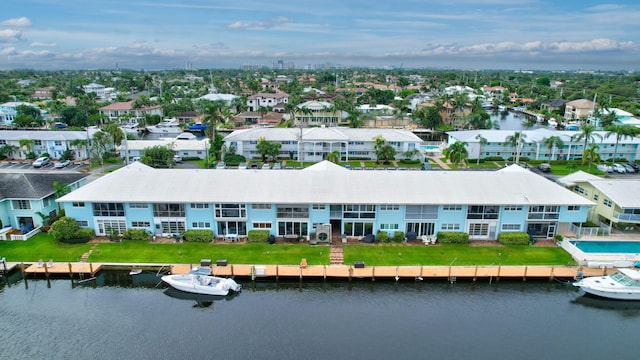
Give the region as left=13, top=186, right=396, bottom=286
left=436, top=231, right=469, bottom=244
left=393, top=231, right=405, bottom=243
left=59, top=228, right=94, bottom=244
left=122, top=228, right=151, bottom=241
left=376, top=231, right=389, bottom=243
left=248, top=230, right=270, bottom=243
left=184, top=230, right=214, bottom=242
left=498, top=232, right=530, bottom=245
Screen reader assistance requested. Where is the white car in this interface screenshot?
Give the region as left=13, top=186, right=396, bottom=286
left=32, top=156, right=50, bottom=168
left=54, top=160, right=71, bottom=168
left=612, top=163, right=627, bottom=173
left=596, top=164, right=613, bottom=173
left=173, top=155, right=182, bottom=163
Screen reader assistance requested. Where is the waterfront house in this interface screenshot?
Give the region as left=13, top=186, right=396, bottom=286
left=117, top=139, right=210, bottom=160
left=57, top=161, right=592, bottom=241
left=0, top=172, right=87, bottom=240
left=247, top=92, right=289, bottom=112
left=224, top=127, right=422, bottom=162
left=0, top=102, right=42, bottom=127
left=557, top=171, right=640, bottom=234
left=294, top=100, right=345, bottom=127
left=564, top=99, right=595, bottom=120
left=0, top=130, right=90, bottom=160
left=99, top=101, right=163, bottom=123
left=447, top=128, right=640, bottom=162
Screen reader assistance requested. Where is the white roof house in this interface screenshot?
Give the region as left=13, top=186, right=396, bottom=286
left=58, top=161, right=593, bottom=207
left=117, top=139, right=210, bottom=159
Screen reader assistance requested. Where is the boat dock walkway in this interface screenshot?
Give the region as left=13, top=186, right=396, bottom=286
left=3, top=261, right=613, bottom=281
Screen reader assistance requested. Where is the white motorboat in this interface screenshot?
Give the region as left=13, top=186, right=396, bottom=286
left=175, top=132, right=197, bottom=140
left=120, top=122, right=140, bottom=135
left=161, top=267, right=241, bottom=296
left=573, top=268, right=640, bottom=300
left=146, top=119, right=182, bottom=134
left=547, top=118, right=558, bottom=128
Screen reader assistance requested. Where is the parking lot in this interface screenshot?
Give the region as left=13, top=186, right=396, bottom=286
left=0, top=160, right=86, bottom=172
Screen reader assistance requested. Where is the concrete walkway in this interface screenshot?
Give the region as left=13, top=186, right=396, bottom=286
left=428, top=156, right=450, bottom=170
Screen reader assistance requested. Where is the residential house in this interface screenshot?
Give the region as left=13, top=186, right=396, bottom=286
left=541, top=99, right=566, bottom=114
left=224, top=127, right=423, bottom=162
left=118, top=139, right=210, bottom=160
left=295, top=100, right=345, bottom=127
left=197, top=93, right=240, bottom=109
left=232, top=112, right=283, bottom=127
left=247, top=92, right=289, bottom=112
left=82, top=83, right=114, bottom=101
left=0, top=172, right=88, bottom=240
left=32, top=86, right=56, bottom=100
left=99, top=101, right=163, bottom=123
left=0, top=102, right=42, bottom=127
left=57, top=161, right=592, bottom=241
left=564, top=99, right=595, bottom=120
left=0, top=130, right=90, bottom=160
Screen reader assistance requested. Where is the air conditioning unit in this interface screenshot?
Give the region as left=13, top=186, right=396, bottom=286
left=315, top=224, right=331, bottom=244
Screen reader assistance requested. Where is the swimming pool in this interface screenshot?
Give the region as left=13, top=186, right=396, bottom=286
left=420, top=145, right=440, bottom=151
left=570, top=240, right=640, bottom=253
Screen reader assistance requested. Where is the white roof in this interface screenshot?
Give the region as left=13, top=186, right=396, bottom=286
left=448, top=129, right=640, bottom=145
left=0, top=130, right=88, bottom=141
left=556, top=171, right=601, bottom=187
left=57, top=161, right=594, bottom=206
left=586, top=179, right=640, bottom=208
left=198, top=93, right=239, bottom=102
left=224, top=127, right=422, bottom=143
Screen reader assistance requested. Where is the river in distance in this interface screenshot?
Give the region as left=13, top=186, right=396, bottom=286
left=1, top=271, right=639, bottom=360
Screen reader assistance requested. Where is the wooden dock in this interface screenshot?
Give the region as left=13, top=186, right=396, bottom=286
left=23, top=262, right=102, bottom=276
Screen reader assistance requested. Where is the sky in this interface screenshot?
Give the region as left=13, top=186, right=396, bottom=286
left=1, top=0, right=639, bottom=71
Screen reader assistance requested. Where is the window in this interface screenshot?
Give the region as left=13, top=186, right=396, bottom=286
left=72, top=202, right=85, bottom=207
left=54, top=140, right=62, bottom=146
left=603, top=199, right=612, bottom=207
left=440, top=224, right=460, bottom=231
left=0, top=140, right=5, bottom=145
left=93, top=203, right=125, bottom=217
left=12, top=200, right=31, bottom=210
left=312, top=204, right=326, bottom=210
left=527, top=205, right=559, bottom=220
left=406, top=205, right=438, bottom=219
left=191, top=222, right=211, bottom=228
left=252, top=222, right=272, bottom=229
left=406, top=222, right=436, bottom=236
left=501, top=224, right=521, bottom=231
left=567, top=206, right=581, bottom=211
left=160, top=221, right=185, bottom=234
left=97, top=219, right=127, bottom=235
left=467, top=205, right=499, bottom=220
left=574, top=186, right=588, bottom=196
left=277, top=206, right=309, bottom=218
left=469, top=223, right=489, bottom=236
left=153, top=203, right=185, bottom=217
left=380, top=224, right=399, bottom=230
left=76, top=220, right=89, bottom=227
left=278, top=221, right=308, bottom=236
left=129, top=203, right=148, bottom=209
left=380, top=204, right=399, bottom=211
left=49, top=209, right=57, bottom=218
left=343, top=222, right=373, bottom=237
left=442, top=205, right=462, bottom=211
left=504, top=205, right=522, bottom=211
left=43, top=197, right=51, bottom=207
left=253, top=204, right=271, bottom=210
left=215, top=204, right=247, bottom=218
left=34, top=140, right=42, bottom=146
left=218, top=221, right=247, bottom=236
left=190, top=203, right=209, bottom=209
left=593, top=194, right=599, bottom=201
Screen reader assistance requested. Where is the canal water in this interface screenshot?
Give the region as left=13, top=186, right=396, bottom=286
left=490, top=110, right=544, bottom=131
left=1, top=272, right=639, bottom=360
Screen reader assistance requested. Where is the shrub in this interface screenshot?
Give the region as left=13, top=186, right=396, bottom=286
left=399, top=159, right=420, bottom=165
left=436, top=231, right=469, bottom=244
left=223, top=153, right=246, bottom=165
left=73, top=228, right=96, bottom=242
left=376, top=231, right=390, bottom=243
left=122, top=228, right=151, bottom=241
left=498, top=232, right=530, bottom=245
left=49, top=216, right=80, bottom=242
left=484, top=156, right=505, bottom=161
left=393, top=231, right=405, bottom=243
left=184, top=230, right=213, bottom=242
left=248, top=230, right=270, bottom=243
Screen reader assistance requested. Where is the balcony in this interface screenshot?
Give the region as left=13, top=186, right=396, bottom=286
left=614, top=212, right=640, bottom=223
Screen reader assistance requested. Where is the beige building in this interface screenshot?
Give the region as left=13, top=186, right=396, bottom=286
left=564, top=99, right=595, bottom=120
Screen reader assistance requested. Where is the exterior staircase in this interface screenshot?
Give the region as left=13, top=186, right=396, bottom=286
left=330, top=231, right=344, bottom=265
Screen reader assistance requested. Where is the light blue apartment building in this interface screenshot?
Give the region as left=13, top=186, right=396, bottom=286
left=57, top=161, right=593, bottom=242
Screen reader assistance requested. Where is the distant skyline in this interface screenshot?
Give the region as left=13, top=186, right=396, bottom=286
left=1, top=0, right=639, bottom=71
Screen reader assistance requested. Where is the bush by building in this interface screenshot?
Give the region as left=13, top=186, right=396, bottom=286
left=498, top=232, right=530, bottom=245
left=436, top=231, right=469, bottom=244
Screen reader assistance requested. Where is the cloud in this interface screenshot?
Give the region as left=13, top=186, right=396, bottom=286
left=0, top=17, right=32, bottom=27
left=30, top=42, right=58, bottom=48
left=227, top=16, right=292, bottom=30
left=0, top=29, right=24, bottom=43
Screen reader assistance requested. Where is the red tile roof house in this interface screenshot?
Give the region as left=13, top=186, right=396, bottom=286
left=99, top=101, right=163, bottom=123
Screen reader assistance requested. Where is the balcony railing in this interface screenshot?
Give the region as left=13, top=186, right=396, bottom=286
left=614, top=212, right=640, bottom=222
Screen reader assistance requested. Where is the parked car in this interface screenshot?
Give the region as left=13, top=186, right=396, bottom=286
left=54, top=159, right=71, bottom=168
left=262, top=163, right=271, bottom=169
left=623, top=164, right=635, bottom=173
left=216, top=162, right=226, bottom=169
left=537, top=163, right=551, bottom=172
left=238, top=162, right=247, bottom=169
left=596, top=164, right=613, bottom=173
left=32, top=156, right=50, bottom=168
left=628, top=162, right=640, bottom=171
left=612, top=163, right=627, bottom=173
left=272, top=162, right=282, bottom=170
left=173, top=154, right=182, bottom=163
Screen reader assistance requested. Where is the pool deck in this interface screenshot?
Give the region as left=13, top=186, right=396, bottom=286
left=2, top=261, right=611, bottom=281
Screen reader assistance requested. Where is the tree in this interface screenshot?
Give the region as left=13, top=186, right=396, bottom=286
left=582, top=144, right=601, bottom=171
left=49, top=216, right=80, bottom=242
left=199, top=99, right=227, bottom=159
left=571, top=123, right=602, bottom=163
left=326, top=150, right=341, bottom=163
left=0, top=144, right=17, bottom=160
left=256, top=137, right=272, bottom=163
left=475, top=134, right=487, bottom=165
left=605, top=125, right=639, bottom=163
left=141, top=144, right=175, bottom=168
left=91, top=131, right=111, bottom=167
left=346, top=110, right=363, bottom=128
left=103, top=121, right=125, bottom=148
left=19, top=138, right=35, bottom=153
left=505, top=131, right=527, bottom=164
left=443, top=141, right=469, bottom=166
left=413, top=106, right=442, bottom=129
left=542, top=136, right=564, bottom=160
left=372, top=135, right=396, bottom=164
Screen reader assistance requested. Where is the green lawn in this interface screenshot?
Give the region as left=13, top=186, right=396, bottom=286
left=343, top=244, right=575, bottom=266
left=1, top=234, right=575, bottom=266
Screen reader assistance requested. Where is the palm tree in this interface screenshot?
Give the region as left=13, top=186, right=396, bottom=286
left=605, top=125, right=639, bottom=163
left=70, top=139, right=89, bottom=161
left=542, top=136, right=564, bottom=160
left=373, top=135, right=386, bottom=164
left=582, top=144, right=601, bottom=171
left=198, top=99, right=227, bottom=157
left=571, top=123, right=602, bottom=164
left=443, top=141, right=469, bottom=167
left=505, top=131, right=527, bottom=164
left=19, top=138, right=35, bottom=155
left=475, top=134, right=487, bottom=165
left=103, top=122, right=124, bottom=148
left=326, top=150, right=341, bottom=164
